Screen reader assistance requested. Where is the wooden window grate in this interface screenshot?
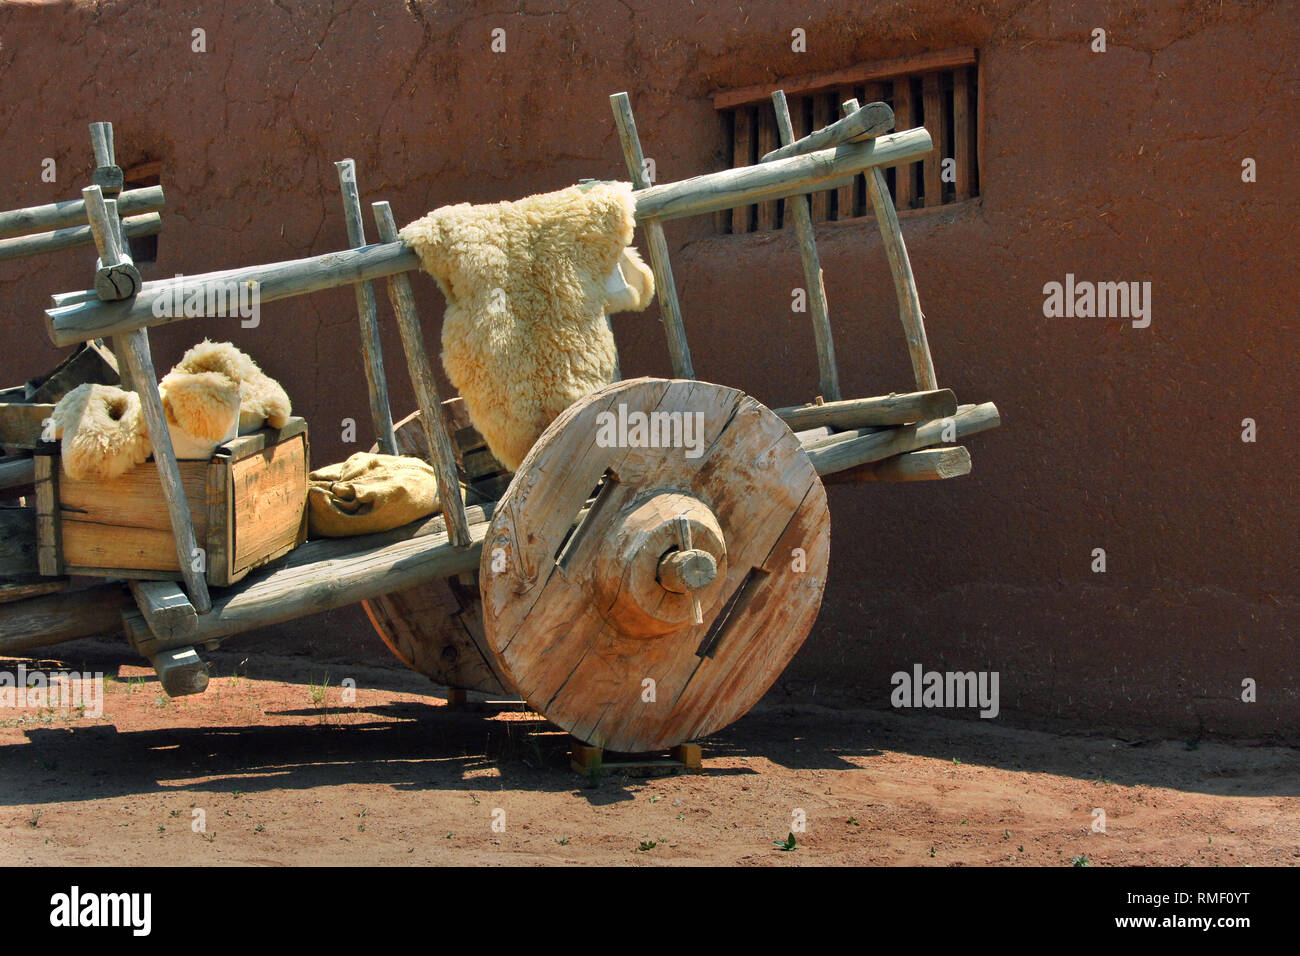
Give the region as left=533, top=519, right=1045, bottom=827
left=716, top=53, right=979, bottom=234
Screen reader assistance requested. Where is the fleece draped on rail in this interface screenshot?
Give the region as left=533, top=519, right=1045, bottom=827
left=399, top=181, right=654, bottom=472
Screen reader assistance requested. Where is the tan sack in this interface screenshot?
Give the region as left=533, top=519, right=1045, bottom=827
left=308, top=452, right=448, bottom=537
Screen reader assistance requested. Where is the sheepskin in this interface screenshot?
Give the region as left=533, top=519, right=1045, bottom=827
left=163, top=339, right=291, bottom=434
left=399, top=181, right=655, bottom=471
left=158, top=370, right=241, bottom=459
left=50, top=383, right=152, bottom=481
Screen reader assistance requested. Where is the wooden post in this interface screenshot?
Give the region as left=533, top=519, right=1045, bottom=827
left=335, top=159, right=398, bottom=456
left=609, top=93, right=695, bottom=380
left=770, top=90, right=840, bottom=402
left=81, top=187, right=141, bottom=301
left=80, top=187, right=211, bottom=613
left=371, top=200, right=472, bottom=549
left=88, top=121, right=123, bottom=197
left=842, top=98, right=939, bottom=391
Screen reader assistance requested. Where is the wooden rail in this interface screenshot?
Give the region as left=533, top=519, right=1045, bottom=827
left=44, top=127, right=934, bottom=347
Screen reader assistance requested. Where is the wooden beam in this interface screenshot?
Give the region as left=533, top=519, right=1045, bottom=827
left=0, top=185, right=165, bottom=241
left=334, top=160, right=398, bottom=455
left=0, top=403, right=56, bottom=449
left=137, top=507, right=495, bottom=653
left=130, top=580, right=198, bottom=642
left=823, top=445, right=971, bottom=484
left=712, top=47, right=977, bottom=109
left=0, top=456, right=35, bottom=493
left=0, top=213, right=161, bottom=263
left=46, top=129, right=932, bottom=348
left=761, top=100, right=895, bottom=163
left=922, top=72, right=945, bottom=207
left=774, top=389, right=956, bottom=430
left=730, top=106, right=753, bottom=233
left=610, top=92, right=695, bottom=379
left=893, top=79, right=916, bottom=210
left=803, top=402, right=999, bottom=475
left=756, top=107, right=779, bottom=230
left=769, top=89, right=839, bottom=402
left=0, top=582, right=131, bottom=654
left=147, top=641, right=210, bottom=697
left=954, top=67, right=975, bottom=201
left=632, top=126, right=932, bottom=223
left=371, top=200, right=472, bottom=549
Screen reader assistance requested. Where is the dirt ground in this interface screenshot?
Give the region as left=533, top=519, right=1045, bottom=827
left=2, top=638, right=1297, bottom=867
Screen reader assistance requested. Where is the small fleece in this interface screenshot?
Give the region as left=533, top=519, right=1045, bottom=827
left=161, top=339, right=291, bottom=434
left=399, top=181, right=655, bottom=471
left=50, top=383, right=152, bottom=481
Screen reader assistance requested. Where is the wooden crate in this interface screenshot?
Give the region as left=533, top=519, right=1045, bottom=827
left=33, top=418, right=309, bottom=587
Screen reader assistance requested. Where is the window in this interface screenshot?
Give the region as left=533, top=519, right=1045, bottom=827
left=714, top=48, right=979, bottom=234
left=121, top=159, right=162, bottom=264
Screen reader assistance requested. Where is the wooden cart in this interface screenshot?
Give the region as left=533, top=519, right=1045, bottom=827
left=0, top=94, right=1000, bottom=763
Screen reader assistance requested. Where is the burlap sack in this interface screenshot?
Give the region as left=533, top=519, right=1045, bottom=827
left=308, top=453, right=449, bottom=538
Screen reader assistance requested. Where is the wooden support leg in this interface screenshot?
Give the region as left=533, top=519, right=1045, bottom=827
left=770, top=90, right=841, bottom=402
left=841, top=97, right=939, bottom=392
left=570, top=741, right=603, bottom=775
left=370, top=201, right=473, bottom=549
left=80, top=184, right=210, bottom=614
left=670, top=742, right=703, bottom=771
left=149, top=645, right=210, bottom=698
left=335, top=160, right=398, bottom=455
left=609, top=93, right=695, bottom=380
left=117, top=331, right=212, bottom=613
left=445, top=687, right=469, bottom=710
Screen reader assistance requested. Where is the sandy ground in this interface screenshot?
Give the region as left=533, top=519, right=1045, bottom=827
left=2, top=640, right=1297, bottom=867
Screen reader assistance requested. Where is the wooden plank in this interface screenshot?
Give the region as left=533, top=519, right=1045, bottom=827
left=335, top=159, right=398, bottom=456
left=954, top=66, right=974, bottom=201
left=922, top=72, right=946, bottom=207
left=138, top=507, right=496, bottom=653
left=760, top=100, right=894, bottom=162
left=713, top=47, right=977, bottom=109
left=0, top=579, right=68, bottom=605
left=0, top=582, right=130, bottom=654
left=610, top=92, right=695, bottom=379
left=774, top=389, right=956, bottom=430
left=769, top=90, right=839, bottom=402
left=803, top=402, right=999, bottom=475
left=0, top=505, right=38, bottom=578
left=0, top=185, right=164, bottom=240
left=893, top=78, right=916, bottom=210
left=865, top=162, right=938, bottom=390
left=58, top=459, right=210, bottom=572
left=730, top=106, right=753, bottom=234
left=371, top=201, right=473, bottom=549
left=22, top=340, right=120, bottom=404
left=33, top=456, right=61, bottom=576
left=823, top=445, right=971, bottom=483
left=0, top=455, right=35, bottom=493
left=756, top=107, right=779, bottom=230
left=130, top=580, right=198, bottom=641
left=205, top=455, right=230, bottom=586
left=229, top=433, right=308, bottom=579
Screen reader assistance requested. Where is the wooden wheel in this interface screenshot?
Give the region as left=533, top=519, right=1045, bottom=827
left=480, top=377, right=830, bottom=753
